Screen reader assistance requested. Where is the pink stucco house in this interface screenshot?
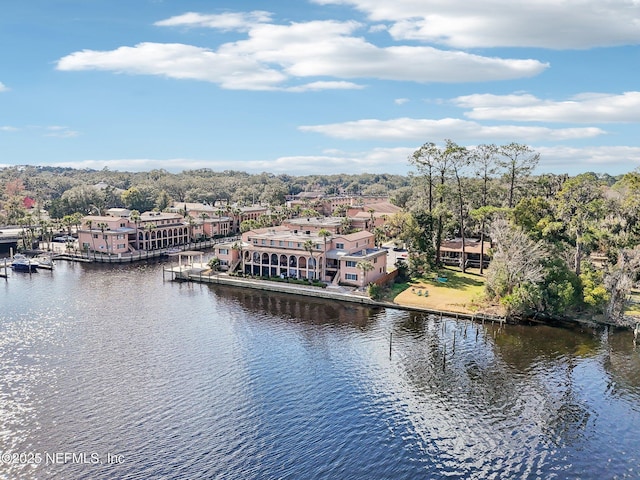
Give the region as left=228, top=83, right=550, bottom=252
left=214, top=226, right=387, bottom=287
left=78, top=210, right=189, bottom=254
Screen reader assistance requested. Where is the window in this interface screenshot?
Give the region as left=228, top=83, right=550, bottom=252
left=346, top=260, right=357, bottom=267
left=117, top=244, right=126, bottom=249
left=288, top=241, right=294, bottom=247
left=336, top=243, right=344, bottom=249
left=279, top=241, right=284, bottom=246
left=270, top=240, right=275, bottom=246
left=261, top=239, right=266, bottom=245
left=345, top=273, right=358, bottom=281
left=93, top=234, right=98, bottom=239
left=374, top=257, right=378, bottom=264
left=219, top=248, right=229, bottom=255
left=120, top=223, right=126, bottom=228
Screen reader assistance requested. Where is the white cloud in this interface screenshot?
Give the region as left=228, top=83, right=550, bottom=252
left=455, top=92, right=640, bottom=123
left=394, top=98, right=409, bottom=105
left=48, top=148, right=415, bottom=175
left=57, top=42, right=288, bottom=91
left=299, top=117, right=605, bottom=141
left=44, top=126, right=80, bottom=138
left=0, top=81, right=8, bottom=92
left=47, top=144, right=640, bottom=176
left=536, top=145, right=640, bottom=172
left=1, top=126, right=18, bottom=132
left=312, top=0, right=640, bottom=49
left=56, top=16, right=547, bottom=91
left=154, top=10, right=272, bottom=31
left=287, top=81, right=365, bottom=92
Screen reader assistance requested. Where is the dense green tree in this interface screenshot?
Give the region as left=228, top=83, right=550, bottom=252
left=554, top=173, right=605, bottom=275
left=121, top=186, right=157, bottom=212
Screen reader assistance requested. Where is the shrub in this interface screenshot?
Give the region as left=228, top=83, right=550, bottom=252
left=368, top=283, right=382, bottom=300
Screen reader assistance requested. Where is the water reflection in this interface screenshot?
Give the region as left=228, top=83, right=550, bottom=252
left=207, top=283, right=381, bottom=330
left=368, top=313, right=607, bottom=478
left=2, top=263, right=640, bottom=479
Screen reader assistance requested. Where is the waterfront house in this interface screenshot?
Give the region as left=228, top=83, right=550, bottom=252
left=439, top=238, right=492, bottom=268
left=78, top=211, right=189, bottom=254
left=78, top=215, right=136, bottom=255
left=214, top=226, right=388, bottom=287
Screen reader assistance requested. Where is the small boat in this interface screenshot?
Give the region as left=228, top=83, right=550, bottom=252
left=11, top=254, right=39, bottom=272
left=34, top=253, right=55, bottom=270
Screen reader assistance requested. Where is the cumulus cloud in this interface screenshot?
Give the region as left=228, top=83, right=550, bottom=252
left=299, top=117, right=605, bottom=142
left=455, top=92, right=640, bottom=123
left=312, top=0, right=640, bottom=49
left=1, top=126, right=18, bottom=132
left=0, top=82, right=8, bottom=92
left=154, top=10, right=272, bottom=31
left=56, top=16, right=547, bottom=90
left=57, top=42, right=288, bottom=91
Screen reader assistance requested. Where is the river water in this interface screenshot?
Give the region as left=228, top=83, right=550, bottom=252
left=1, top=260, right=640, bottom=479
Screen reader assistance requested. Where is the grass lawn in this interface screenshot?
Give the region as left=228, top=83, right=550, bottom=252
left=391, top=267, right=491, bottom=314
left=626, top=291, right=640, bottom=317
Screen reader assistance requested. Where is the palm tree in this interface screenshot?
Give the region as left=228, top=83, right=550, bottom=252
left=207, top=256, right=220, bottom=271
left=186, top=215, right=196, bottom=245
left=216, top=209, right=224, bottom=234
left=340, top=217, right=352, bottom=235
left=356, top=260, right=374, bottom=290
left=232, top=241, right=244, bottom=274
left=317, top=228, right=332, bottom=281
left=61, top=214, right=75, bottom=237
left=143, top=223, right=157, bottom=250
left=199, top=212, right=209, bottom=239
left=97, top=222, right=110, bottom=255
left=17, top=215, right=28, bottom=250
left=40, top=220, right=52, bottom=251
left=129, top=210, right=141, bottom=250
left=303, top=239, right=316, bottom=280
left=367, top=208, right=376, bottom=231
left=232, top=208, right=242, bottom=233
left=85, top=219, right=96, bottom=254
left=373, top=226, right=386, bottom=248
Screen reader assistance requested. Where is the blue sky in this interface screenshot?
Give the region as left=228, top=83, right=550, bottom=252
left=2, top=0, right=640, bottom=176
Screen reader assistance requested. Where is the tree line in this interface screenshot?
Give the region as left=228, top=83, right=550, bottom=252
left=1, top=150, right=638, bottom=325
left=402, top=140, right=638, bottom=325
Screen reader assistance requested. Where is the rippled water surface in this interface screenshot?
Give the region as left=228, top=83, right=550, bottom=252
left=2, top=261, right=640, bottom=479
